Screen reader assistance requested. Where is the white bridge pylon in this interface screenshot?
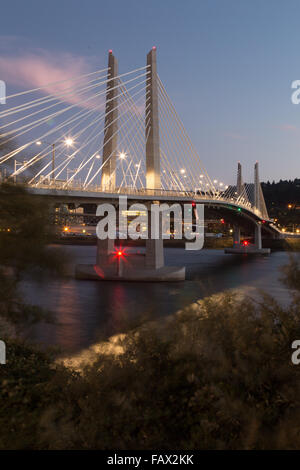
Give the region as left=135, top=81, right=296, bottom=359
left=0, top=48, right=268, bottom=221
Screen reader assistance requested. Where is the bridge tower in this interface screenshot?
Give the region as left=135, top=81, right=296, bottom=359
left=97, top=50, right=118, bottom=266
left=225, top=161, right=270, bottom=255
left=237, top=161, right=242, bottom=196
left=254, top=161, right=262, bottom=249
left=233, top=162, right=242, bottom=245
left=145, top=47, right=164, bottom=269
left=254, top=161, right=260, bottom=213
left=76, top=48, right=184, bottom=280
left=145, top=47, right=161, bottom=190
left=101, top=50, right=118, bottom=191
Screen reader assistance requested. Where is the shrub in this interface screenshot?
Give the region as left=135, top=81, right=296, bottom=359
left=1, top=258, right=300, bottom=450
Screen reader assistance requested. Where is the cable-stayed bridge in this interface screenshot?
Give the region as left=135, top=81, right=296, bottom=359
left=0, top=48, right=295, bottom=280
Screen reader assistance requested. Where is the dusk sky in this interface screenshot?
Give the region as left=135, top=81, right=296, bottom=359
left=1, top=0, right=300, bottom=184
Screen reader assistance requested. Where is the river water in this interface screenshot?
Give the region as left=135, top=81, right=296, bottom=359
left=22, top=246, right=295, bottom=353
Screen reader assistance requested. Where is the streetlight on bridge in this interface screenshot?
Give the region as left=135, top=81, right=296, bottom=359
left=36, top=137, right=74, bottom=181
left=14, top=159, right=28, bottom=183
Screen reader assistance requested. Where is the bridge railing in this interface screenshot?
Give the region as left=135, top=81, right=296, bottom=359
left=30, top=181, right=263, bottom=218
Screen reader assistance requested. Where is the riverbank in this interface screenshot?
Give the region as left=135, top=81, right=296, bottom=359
left=52, top=236, right=300, bottom=251
left=2, top=272, right=300, bottom=450
left=51, top=236, right=233, bottom=248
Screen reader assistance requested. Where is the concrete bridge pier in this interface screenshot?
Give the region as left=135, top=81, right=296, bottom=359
left=225, top=220, right=270, bottom=255
left=96, top=237, right=115, bottom=267
left=145, top=202, right=164, bottom=269
left=233, top=225, right=241, bottom=246
left=76, top=206, right=185, bottom=281
left=255, top=223, right=262, bottom=250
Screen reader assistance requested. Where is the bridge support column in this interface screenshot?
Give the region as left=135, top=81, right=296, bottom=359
left=145, top=203, right=164, bottom=269
left=96, top=238, right=115, bottom=267
left=143, top=48, right=165, bottom=272
left=233, top=225, right=241, bottom=246
left=225, top=221, right=270, bottom=255
left=255, top=223, right=262, bottom=250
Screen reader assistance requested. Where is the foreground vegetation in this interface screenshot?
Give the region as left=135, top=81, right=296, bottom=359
left=0, top=182, right=67, bottom=330
left=1, top=182, right=300, bottom=450
left=0, top=256, right=300, bottom=449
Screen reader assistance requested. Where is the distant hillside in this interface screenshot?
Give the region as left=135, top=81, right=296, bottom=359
left=262, top=179, right=300, bottom=207
left=261, top=179, right=300, bottom=229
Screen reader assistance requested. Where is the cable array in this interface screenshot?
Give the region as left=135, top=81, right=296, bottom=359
left=0, top=65, right=150, bottom=190
left=0, top=60, right=268, bottom=219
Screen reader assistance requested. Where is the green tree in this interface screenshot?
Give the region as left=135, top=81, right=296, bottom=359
left=0, top=181, right=67, bottom=328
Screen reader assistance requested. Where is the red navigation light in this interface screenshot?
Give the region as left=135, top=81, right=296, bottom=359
left=152, top=46, right=156, bottom=50
left=115, top=247, right=126, bottom=257
left=220, top=218, right=225, bottom=224
left=192, top=201, right=196, bottom=207
left=109, top=49, right=113, bottom=54
left=243, top=240, right=249, bottom=246
left=262, top=220, right=266, bottom=224
left=114, top=247, right=127, bottom=259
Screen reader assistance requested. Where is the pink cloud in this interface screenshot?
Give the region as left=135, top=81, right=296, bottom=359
left=0, top=38, right=145, bottom=120
left=0, top=46, right=105, bottom=110
left=278, top=124, right=298, bottom=132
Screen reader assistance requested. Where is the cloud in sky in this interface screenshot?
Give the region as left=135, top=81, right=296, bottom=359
left=278, top=124, right=298, bottom=132
left=0, top=36, right=105, bottom=109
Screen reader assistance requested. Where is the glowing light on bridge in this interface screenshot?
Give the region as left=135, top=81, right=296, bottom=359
left=64, top=138, right=74, bottom=147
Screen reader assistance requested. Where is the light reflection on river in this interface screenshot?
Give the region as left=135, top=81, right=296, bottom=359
left=21, top=246, right=294, bottom=353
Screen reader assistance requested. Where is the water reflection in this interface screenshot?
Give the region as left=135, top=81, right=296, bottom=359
left=21, top=246, right=293, bottom=353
